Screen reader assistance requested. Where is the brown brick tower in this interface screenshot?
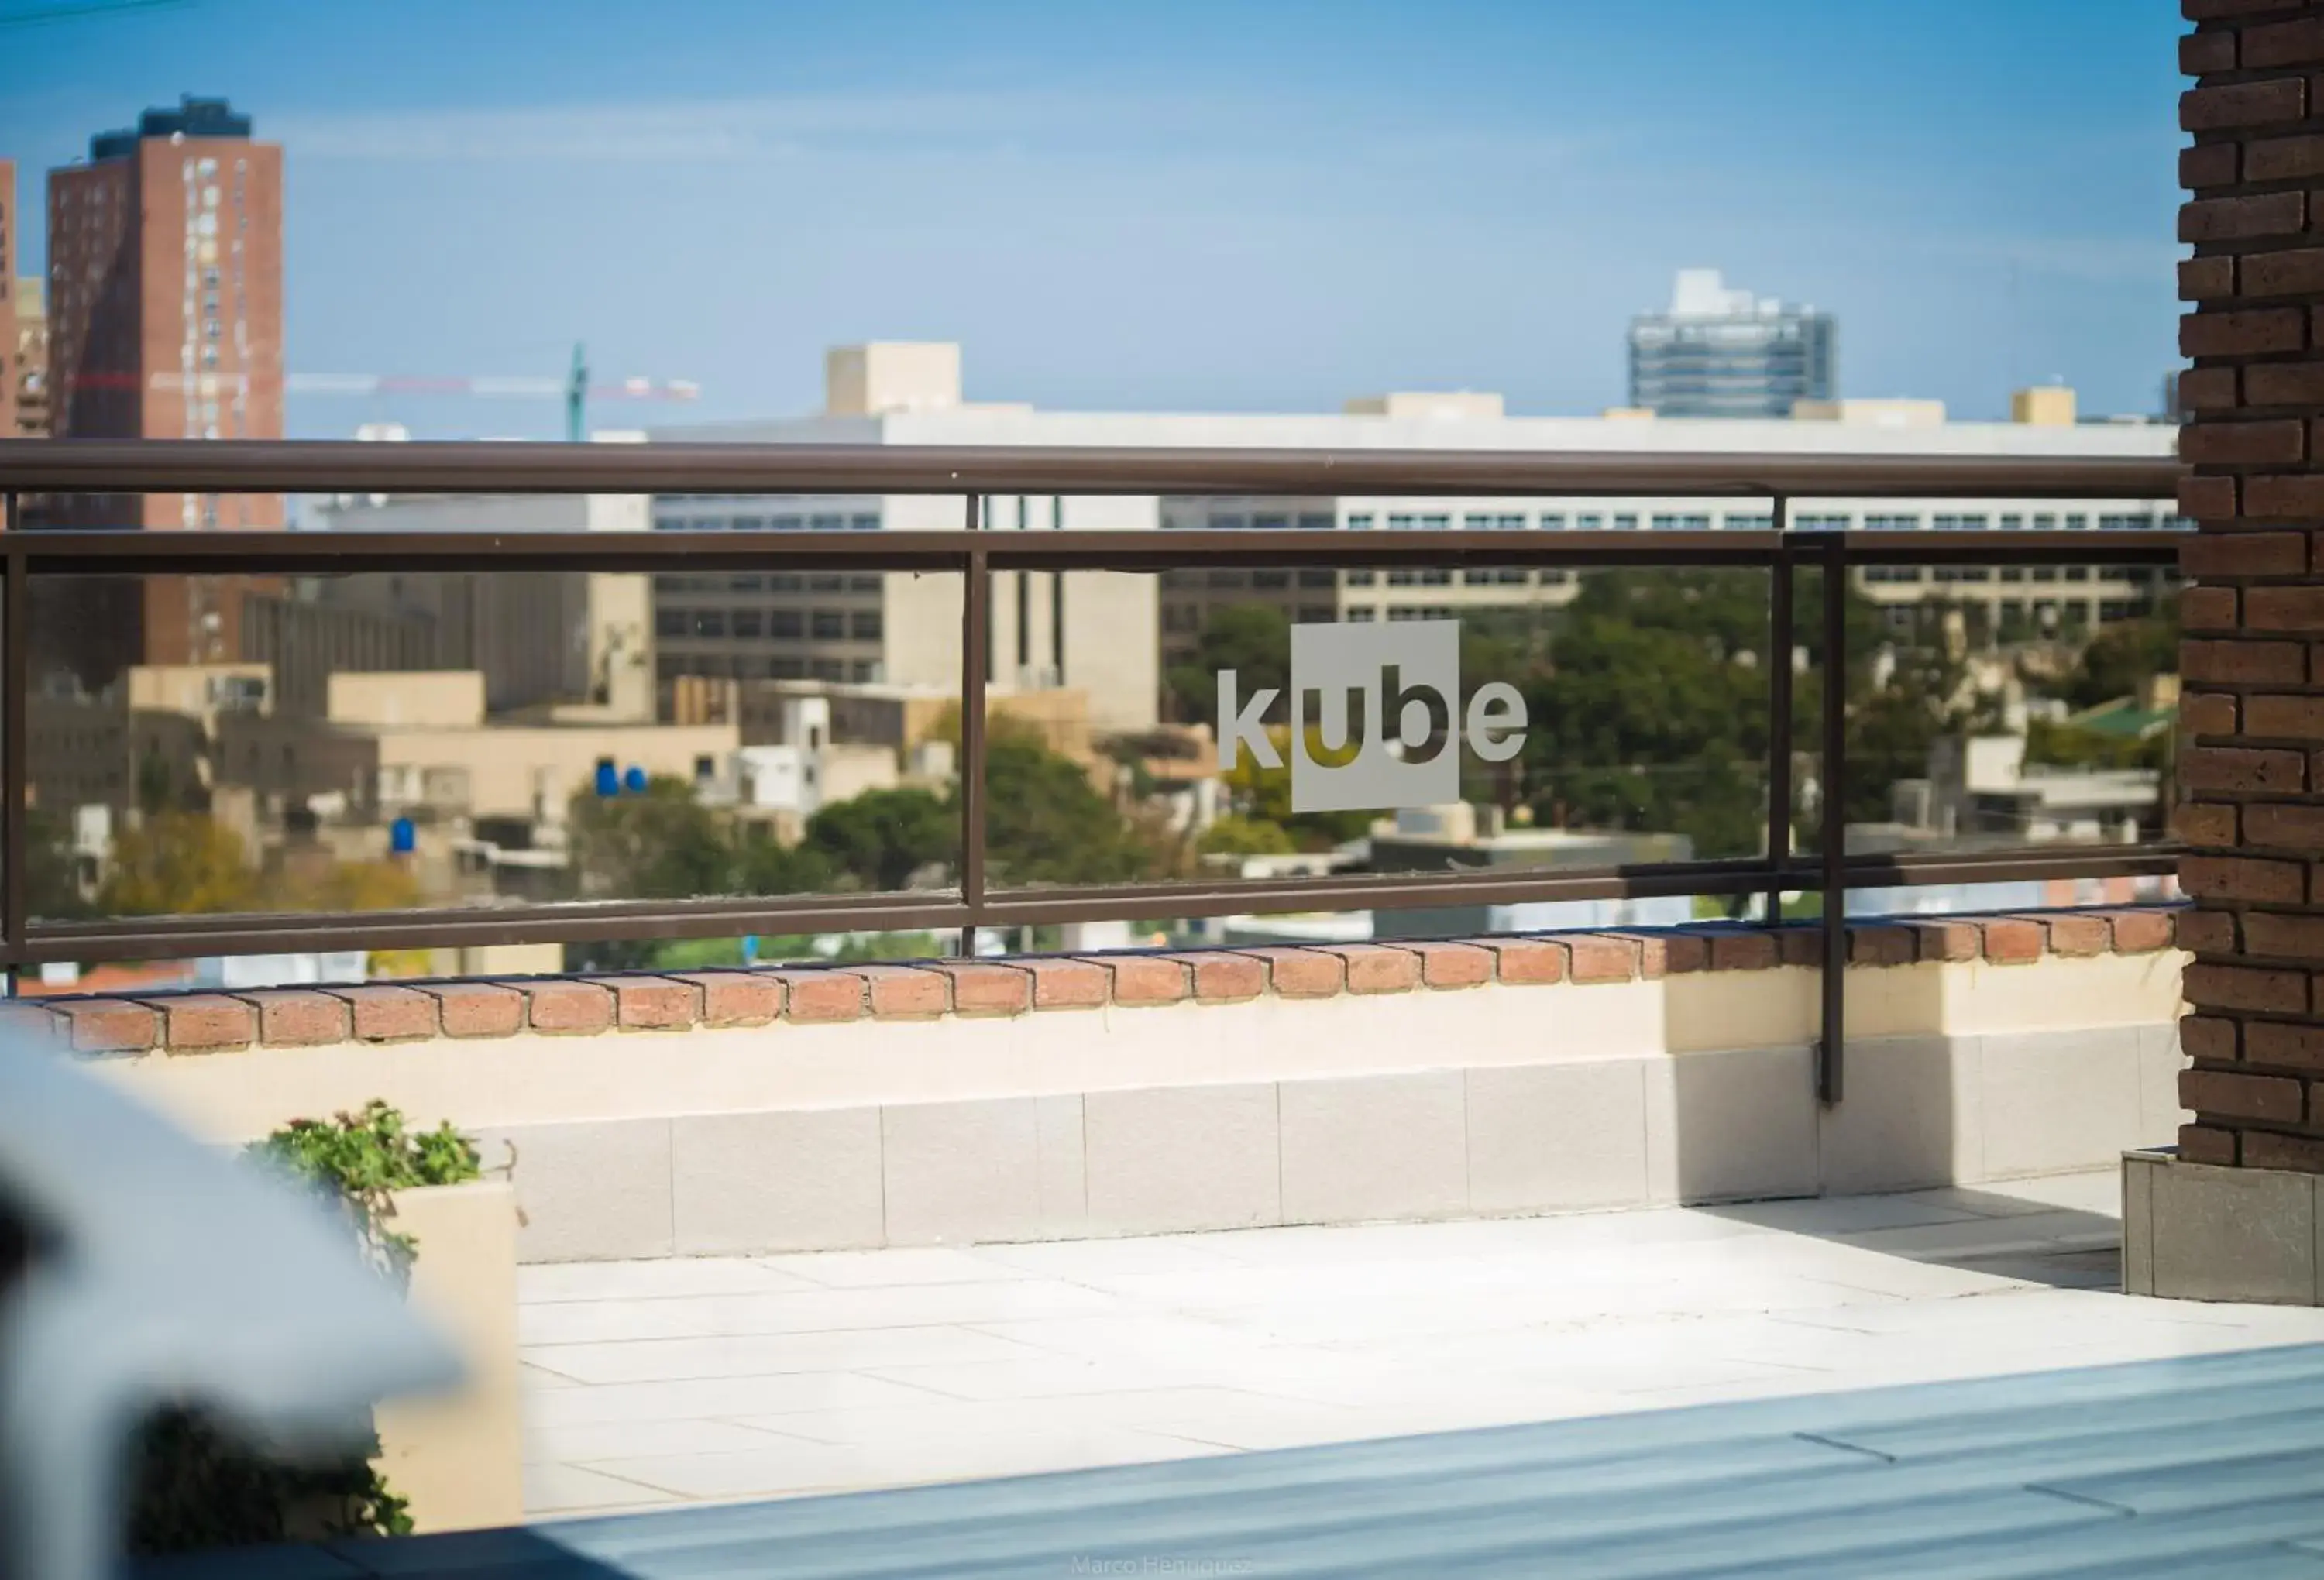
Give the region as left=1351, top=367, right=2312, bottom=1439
left=0, top=159, right=18, bottom=440
left=42, top=96, right=282, bottom=671
left=2175, top=2, right=2324, bottom=1168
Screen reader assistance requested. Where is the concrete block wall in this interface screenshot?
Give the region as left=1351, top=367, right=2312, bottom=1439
left=2176, top=0, right=2324, bottom=1170
left=26, top=912, right=2188, bottom=1263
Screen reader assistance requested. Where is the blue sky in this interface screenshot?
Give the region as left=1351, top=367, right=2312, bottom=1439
left=2, top=0, right=2186, bottom=437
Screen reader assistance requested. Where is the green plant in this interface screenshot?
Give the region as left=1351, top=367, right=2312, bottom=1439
left=248, top=1101, right=483, bottom=1276
left=126, top=1103, right=482, bottom=1555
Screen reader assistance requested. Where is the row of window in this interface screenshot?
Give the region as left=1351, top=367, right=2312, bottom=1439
left=656, top=610, right=884, bottom=641
left=654, top=574, right=883, bottom=595
left=661, top=654, right=882, bottom=684
left=653, top=514, right=882, bottom=533
left=1876, top=599, right=2151, bottom=631
left=1183, top=510, right=2183, bottom=534
left=1860, top=565, right=2168, bottom=586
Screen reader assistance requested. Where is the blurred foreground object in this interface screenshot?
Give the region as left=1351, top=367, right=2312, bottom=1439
left=0, top=1036, right=460, bottom=1580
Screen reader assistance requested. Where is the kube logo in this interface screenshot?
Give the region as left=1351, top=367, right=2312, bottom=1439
left=1217, top=620, right=1528, bottom=814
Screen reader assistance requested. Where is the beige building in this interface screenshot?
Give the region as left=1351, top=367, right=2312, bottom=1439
left=13, top=275, right=45, bottom=437
left=216, top=669, right=737, bottom=825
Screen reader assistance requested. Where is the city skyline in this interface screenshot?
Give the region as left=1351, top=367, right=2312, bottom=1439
left=2, top=0, right=2185, bottom=438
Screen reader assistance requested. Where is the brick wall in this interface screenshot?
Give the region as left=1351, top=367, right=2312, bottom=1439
left=2177, top=0, right=2324, bottom=1170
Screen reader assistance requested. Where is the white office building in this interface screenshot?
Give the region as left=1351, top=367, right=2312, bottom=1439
left=648, top=344, right=2179, bottom=724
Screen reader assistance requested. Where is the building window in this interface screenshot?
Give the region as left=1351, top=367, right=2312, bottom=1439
left=771, top=610, right=803, bottom=638
left=1540, top=514, right=1566, bottom=530
left=851, top=611, right=882, bottom=641
left=731, top=516, right=764, bottom=531
left=1348, top=607, right=1377, bottom=622
left=1211, top=514, right=1246, bottom=531
left=772, top=514, right=803, bottom=531
left=732, top=610, right=764, bottom=639
left=1297, top=605, right=1335, bottom=623
left=655, top=610, right=684, bottom=638
left=1298, top=568, right=1335, bottom=588
left=809, top=574, right=844, bottom=592
left=1463, top=514, right=1494, bottom=531
left=1253, top=514, right=1288, bottom=531
left=849, top=575, right=881, bottom=592
left=810, top=514, right=844, bottom=531
left=1421, top=514, right=1450, bottom=531
left=1346, top=513, right=1374, bottom=530
left=772, top=574, right=803, bottom=592
left=1345, top=569, right=1376, bottom=586
left=850, top=514, right=879, bottom=531
left=1297, top=513, right=1334, bottom=531
left=1387, top=514, right=1416, bottom=531
left=693, top=610, right=727, bottom=637
left=851, top=661, right=879, bottom=682
left=1253, top=570, right=1291, bottom=589
left=812, top=610, right=845, bottom=639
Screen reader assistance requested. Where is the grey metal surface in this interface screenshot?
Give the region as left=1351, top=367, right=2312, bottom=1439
left=0, top=1040, right=461, bottom=1580
left=163, top=1344, right=2324, bottom=1578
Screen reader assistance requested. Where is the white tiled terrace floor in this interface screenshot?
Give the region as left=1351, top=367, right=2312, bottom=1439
left=517, top=1170, right=2324, bottom=1520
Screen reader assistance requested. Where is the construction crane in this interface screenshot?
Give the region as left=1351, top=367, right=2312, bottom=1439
left=88, top=343, right=700, bottom=441
left=289, top=344, right=700, bottom=441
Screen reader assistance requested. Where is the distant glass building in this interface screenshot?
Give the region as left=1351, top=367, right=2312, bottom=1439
left=1628, top=270, right=1834, bottom=418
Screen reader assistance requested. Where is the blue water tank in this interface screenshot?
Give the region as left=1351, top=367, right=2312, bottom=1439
left=389, top=816, right=416, bottom=855
left=593, top=761, right=620, bottom=798
left=623, top=765, right=648, bottom=794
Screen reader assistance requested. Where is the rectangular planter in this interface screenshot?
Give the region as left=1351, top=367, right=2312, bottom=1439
left=2123, top=1147, right=2323, bottom=1306
left=370, top=1180, right=523, bottom=1532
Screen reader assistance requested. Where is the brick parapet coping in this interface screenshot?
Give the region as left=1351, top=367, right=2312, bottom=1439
left=2, top=907, right=2184, bottom=1059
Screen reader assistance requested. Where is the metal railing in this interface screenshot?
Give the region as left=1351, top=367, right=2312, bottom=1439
left=0, top=439, right=2187, bottom=1102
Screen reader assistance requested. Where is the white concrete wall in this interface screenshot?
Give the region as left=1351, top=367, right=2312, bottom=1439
left=91, top=951, right=2188, bottom=1263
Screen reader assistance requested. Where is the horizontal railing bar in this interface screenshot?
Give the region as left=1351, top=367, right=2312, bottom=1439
left=1833, top=531, right=2185, bottom=565
left=0, top=438, right=2181, bottom=500
left=15, top=895, right=980, bottom=967
left=8, top=843, right=2179, bottom=967
left=0, top=527, right=2190, bottom=577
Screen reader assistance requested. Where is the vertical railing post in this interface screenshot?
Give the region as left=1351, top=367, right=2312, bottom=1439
left=957, top=496, right=988, bottom=959
left=1050, top=495, right=1066, bottom=685
left=2, top=504, right=26, bottom=998
left=1817, top=533, right=1848, bottom=1105
left=1764, top=496, right=1793, bottom=929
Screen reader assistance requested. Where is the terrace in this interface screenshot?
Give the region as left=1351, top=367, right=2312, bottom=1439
left=3, top=431, right=2265, bottom=1574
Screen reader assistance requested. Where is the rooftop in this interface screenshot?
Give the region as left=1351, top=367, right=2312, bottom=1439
left=90, top=94, right=254, bottom=160
left=216, top=1171, right=2324, bottom=1577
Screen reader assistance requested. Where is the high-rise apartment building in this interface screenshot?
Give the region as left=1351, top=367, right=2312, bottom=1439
left=42, top=96, right=283, bottom=670
left=1, top=158, right=18, bottom=440
left=1628, top=269, right=1834, bottom=418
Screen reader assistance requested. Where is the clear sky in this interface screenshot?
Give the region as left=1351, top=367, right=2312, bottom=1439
left=2, top=0, right=2187, bottom=438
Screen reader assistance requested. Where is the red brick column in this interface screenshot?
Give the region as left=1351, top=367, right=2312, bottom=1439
left=2178, top=1, right=2324, bottom=1169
